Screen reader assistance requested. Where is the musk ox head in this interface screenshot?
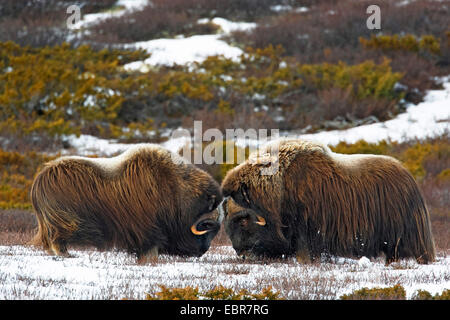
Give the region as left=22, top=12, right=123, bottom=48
left=221, top=140, right=302, bottom=259
left=31, top=144, right=223, bottom=261
left=222, top=196, right=290, bottom=259
left=221, top=139, right=435, bottom=264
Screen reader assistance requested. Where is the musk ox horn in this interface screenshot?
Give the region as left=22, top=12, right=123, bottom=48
left=255, top=215, right=266, bottom=226
left=191, top=224, right=208, bottom=236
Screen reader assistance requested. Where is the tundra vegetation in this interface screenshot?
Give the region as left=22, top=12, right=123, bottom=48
left=0, top=0, right=448, bottom=299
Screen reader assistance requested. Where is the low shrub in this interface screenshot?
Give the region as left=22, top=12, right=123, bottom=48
left=0, top=0, right=117, bottom=48
left=230, top=0, right=450, bottom=104
left=340, top=284, right=406, bottom=300
left=412, top=289, right=450, bottom=300
left=0, top=41, right=153, bottom=143
left=145, top=285, right=283, bottom=300
left=331, top=140, right=393, bottom=156
left=89, top=0, right=306, bottom=44
left=360, top=34, right=441, bottom=56
left=0, top=148, right=54, bottom=210
left=0, top=41, right=405, bottom=143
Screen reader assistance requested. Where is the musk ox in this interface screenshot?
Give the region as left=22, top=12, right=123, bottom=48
left=221, top=139, right=435, bottom=264
left=31, top=144, right=223, bottom=263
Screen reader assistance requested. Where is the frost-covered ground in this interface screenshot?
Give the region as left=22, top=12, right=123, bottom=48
left=0, top=245, right=448, bottom=300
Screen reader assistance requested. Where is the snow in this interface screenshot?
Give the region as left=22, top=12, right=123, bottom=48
left=297, top=80, right=450, bottom=145
left=123, top=16, right=255, bottom=70
left=124, top=35, right=244, bottom=69
left=198, top=17, right=256, bottom=34
left=0, top=245, right=447, bottom=299
left=63, top=132, right=191, bottom=156
left=270, top=5, right=309, bottom=13
left=68, top=0, right=255, bottom=69
left=69, top=0, right=149, bottom=30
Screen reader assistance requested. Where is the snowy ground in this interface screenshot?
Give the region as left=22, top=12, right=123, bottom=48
left=69, top=0, right=149, bottom=30
left=123, top=17, right=256, bottom=69
left=69, top=0, right=256, bottom=69
left=0, top=245, right=448, bottom=300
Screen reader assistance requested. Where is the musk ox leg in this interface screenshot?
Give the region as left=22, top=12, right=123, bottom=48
left=384, top=237, right=401, bottom=265
left=295, top=233, right=312, bottom=264
left=49, top=240, right=70, bottom=257
left=296, top=248, right=312, bottom=264
left=137, top=246, right=159, bottom=265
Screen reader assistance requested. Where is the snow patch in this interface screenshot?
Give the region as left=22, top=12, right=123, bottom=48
left=69, top=0, right=149, bottom=30
left=198, top=17, right=256, bottom=34
left=124, top=35, right=243, bottom=69
left=297, top=80, right=450, bottom=145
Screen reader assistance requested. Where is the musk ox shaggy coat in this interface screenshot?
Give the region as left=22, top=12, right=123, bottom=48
left=221, top=139, right=435, bottom=264
left=31, top=144, right=223, bottom=262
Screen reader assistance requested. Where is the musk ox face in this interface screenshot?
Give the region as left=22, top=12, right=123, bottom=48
left=180, top=178, right=223, bottom=257
left=223, top=195, right=290, bottom=259
left=31, top=144, right=223, bottom=262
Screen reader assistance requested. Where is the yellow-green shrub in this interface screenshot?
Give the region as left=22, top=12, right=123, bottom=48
left=360, top=34, right=441, bottom=56
left=0, top=148, right=54, bottom=209
left=412, top=289, right=450, bottom=300
left=331, top=140, right=393, bottom=155
left=0, top=41, right=150, bottom=139
left=340, top=284, right=406, bottom=300
left=398, top=140, right=450, bottom=180
left=331, top=138, right=450, bottom=181
left=0, top=41, right=404, bottom=140
left=145, top=285, right=283, bottom=300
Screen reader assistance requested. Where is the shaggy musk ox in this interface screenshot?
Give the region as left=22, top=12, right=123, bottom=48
left=31, top=144, right=223, bottom=262
left=221, top=139, right=435, bottom=264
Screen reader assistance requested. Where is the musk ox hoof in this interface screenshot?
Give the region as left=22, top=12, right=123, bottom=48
left=47, top=242, right=70, bottom=258
left=295, top=251, right=312, bottom=264
left=137, top=247, right=159, bottom=265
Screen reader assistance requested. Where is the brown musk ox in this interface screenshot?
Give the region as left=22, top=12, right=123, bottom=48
left=221, top=139, right=435, bottom=264
left=30, top=144, right=223, bottom=263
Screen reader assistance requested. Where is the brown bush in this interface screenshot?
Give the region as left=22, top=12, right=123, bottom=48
left=230, top=0, right=450, bottom=103
left=0, top=209, right=37, bottom=245
left=88, top=0, right=307, bottom=43
left=0, top=0, right=117, bottom=47
left=0, top=210, right=37, bottom=233
left=89, top=7, right=218, bottom=43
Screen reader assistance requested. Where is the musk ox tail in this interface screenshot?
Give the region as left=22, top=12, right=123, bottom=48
left=29, top=168, right=80, bottom=256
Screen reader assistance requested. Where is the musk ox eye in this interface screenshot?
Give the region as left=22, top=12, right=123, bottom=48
left=239, top=217, right=249, bottom=228
left=232, top=212, right=250, bottom=228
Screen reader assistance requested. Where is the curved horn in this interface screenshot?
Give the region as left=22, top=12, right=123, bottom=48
left=255, top=214, right=266, bottom=226
left=191, top=224, right=208, bottom=236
